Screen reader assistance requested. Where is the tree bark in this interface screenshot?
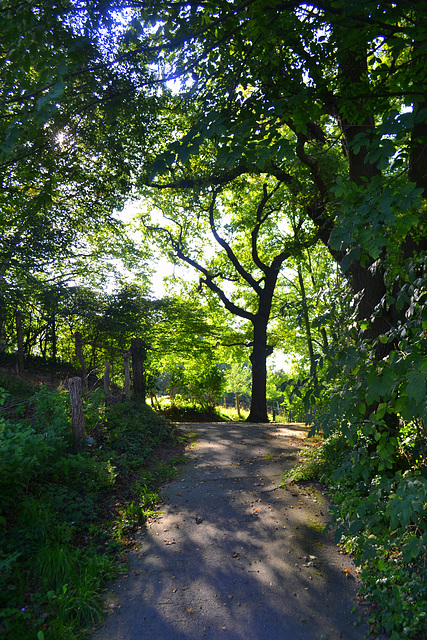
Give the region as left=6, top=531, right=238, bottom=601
left=74, top=332, right=88, bottom=388
left=131, top=338, right=146, bottom=401
left=235, top=392, right=241, bottom=419
left=408, top=13, right=427, bottom=197
left=247, top=317, right=269, bottom=422
left=69, top=377, right=85, bottom=447
left=298, top=265, right=316, bottom=372
left=123, top=351, right=131, bottom=399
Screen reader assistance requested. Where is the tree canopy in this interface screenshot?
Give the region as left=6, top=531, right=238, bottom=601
left=2, top=3, right=427, bottom=637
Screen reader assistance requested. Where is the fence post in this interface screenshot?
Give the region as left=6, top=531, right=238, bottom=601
left=69, top=377, right=85, bottom=446
left=123, top=351, right=131, bottom=399
left=103, top=360, right=111, bottom=403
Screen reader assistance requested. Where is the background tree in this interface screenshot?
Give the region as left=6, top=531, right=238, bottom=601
left=125, top=1, right=426, bottom=433
left=142, top=171, right=320, bottom=421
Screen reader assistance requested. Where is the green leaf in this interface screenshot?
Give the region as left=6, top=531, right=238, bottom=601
left=406, top=373, right=426, bottom=405
left=402, top=536, right=424, bottom=562
left=357, top=401, right=366, bottom=414
left=376, top=403, right=387, bottom=419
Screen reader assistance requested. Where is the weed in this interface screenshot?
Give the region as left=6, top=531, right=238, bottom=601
left=34, top=541, right=78, bottom=590
left=0, top=380, right=180, bottom=639
left=155, top=461, right=179, bottom=482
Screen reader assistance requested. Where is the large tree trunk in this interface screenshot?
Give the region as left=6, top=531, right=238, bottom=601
left=69, top=377, right=85, bottom=447
left=74, top=332, right=88, bottom=387
left=246, top=270, right=280, bottom=423
left=247, top=317, right=269, bottom=422
left=131, top=338, right=146, bottom=402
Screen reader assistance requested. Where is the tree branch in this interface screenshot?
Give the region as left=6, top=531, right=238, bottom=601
left=251, top=182, right=282, bottom=272
left=207, top=189, right=262, bottom=294
left=144, top=222, right=255, bottom=322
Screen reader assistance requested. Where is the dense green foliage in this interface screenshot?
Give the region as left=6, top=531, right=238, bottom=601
left=0, top=377, right=180, bottom=639
left=2, top=1, right=427, bottom=638
left=286, top=436, right=427, bottom=639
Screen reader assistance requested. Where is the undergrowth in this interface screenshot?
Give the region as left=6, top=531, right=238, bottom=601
left=0, top=376, right=185, bottom=639
left=284, top=434, right=427, bottom=640
left=158, top=397, right=228, bottom=422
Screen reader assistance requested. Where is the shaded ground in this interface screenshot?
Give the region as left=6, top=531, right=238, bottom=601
left=92, top=421, right=379, bottom=640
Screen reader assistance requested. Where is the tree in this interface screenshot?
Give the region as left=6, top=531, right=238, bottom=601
left=4, top=0, right=427, bottom=427
left=278, top=244, right=350, bottom=374
left=121, top=1, right=426, bottom=431
left=224, top=361, right=252, bottom=418
left=143, top=171, right=319, bottom=421
left=0, top=0, right=163, bottom=346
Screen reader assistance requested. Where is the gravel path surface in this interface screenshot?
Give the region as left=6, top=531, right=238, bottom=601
left=92, top=421, right=374, bottom=640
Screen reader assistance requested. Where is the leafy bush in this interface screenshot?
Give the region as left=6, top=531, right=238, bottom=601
left=286, top=437, right=427, bottom=639
left=164, top=360, right=226, bottom=409
left=105, top=400, right=174, bottom=458
left=0, top=381, right=179, bottom=639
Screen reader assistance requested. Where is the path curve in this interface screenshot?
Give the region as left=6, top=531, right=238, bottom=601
left=93, top=422, right=374, bottom=640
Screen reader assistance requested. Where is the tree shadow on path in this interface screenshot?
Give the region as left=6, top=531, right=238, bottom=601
left=92, top=422, right=380, bottom=640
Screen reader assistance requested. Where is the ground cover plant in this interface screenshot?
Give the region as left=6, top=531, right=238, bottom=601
left=0, top=375, right=184, bottom=640
left=285, top=432, right=427, bottom=640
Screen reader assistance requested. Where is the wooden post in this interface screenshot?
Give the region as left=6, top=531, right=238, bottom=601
left=69, top=377, right=85, bottom=446
left=131, top=338, right=146, bottom=401
left=103, top=360, right=111, bottom=403
left=74, top=332, right=88, bottom=388
left=235, top=393, right=241, bottom=419
left=15, top=310, right=25, bottom=374
left=123, top=351, right=131, bottom=399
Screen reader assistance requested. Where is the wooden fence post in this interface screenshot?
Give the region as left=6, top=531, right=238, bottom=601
left=123, top=351, right=131, bottom=399
left=235, top=393, right=241, bottom=419
left=69, top=377, right=85, bottom=446
left=74, top=332, right=88, bottom=388
left=103, top=360, right=111, bottom=403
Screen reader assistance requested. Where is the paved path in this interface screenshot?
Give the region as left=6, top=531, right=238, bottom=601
left=93, top=422, right=374, bottom=640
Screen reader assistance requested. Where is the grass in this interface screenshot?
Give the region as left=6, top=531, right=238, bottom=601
left=0, top=376, right=187, bottom=640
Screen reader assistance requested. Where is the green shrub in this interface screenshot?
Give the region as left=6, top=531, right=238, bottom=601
left=105, top=400, right=175, bottom=458
left=0, top=379, right=180, bottom=640
left=286, top=437, right=427, bottom=639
